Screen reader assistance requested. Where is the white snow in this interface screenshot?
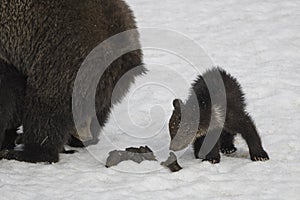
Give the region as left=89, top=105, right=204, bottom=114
left=1, top=0, right=300, bottom=199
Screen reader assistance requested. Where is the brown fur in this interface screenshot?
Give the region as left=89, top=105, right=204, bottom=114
left=0, top=0, right=145, bottom=163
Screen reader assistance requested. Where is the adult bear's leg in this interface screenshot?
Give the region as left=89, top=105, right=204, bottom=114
left=0, top=60, right=25, bottom=150
left=1, top=129, right=19, bottom=150
left=0, top=77, right=71, bottom=163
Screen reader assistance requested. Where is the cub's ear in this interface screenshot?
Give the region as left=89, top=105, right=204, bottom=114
left=172, top=99, right=183, bottom=110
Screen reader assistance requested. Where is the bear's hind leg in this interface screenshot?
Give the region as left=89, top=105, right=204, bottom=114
left=225, top=114, right=269, bottom=161
left=220, top=130, right=237, bottom=155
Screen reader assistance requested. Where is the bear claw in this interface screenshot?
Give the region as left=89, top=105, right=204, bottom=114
left=251, top=151, right=269, bottom=162
left=221, top=146, right=237, bottom=155
left=202, top=155, right=220, bottom=164
left=252, top=156, right=269, bottom=161
left=202, top=158, right=220, bottom=164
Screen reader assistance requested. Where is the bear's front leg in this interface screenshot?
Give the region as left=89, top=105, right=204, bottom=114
left=0, top=111, right=70, bottom=163
left=193, top=135, right=221, bottom=164
left=220, top=130, right=237, bottom=155
left=0, top=81, right=71, bottom=163
left=0, top=60, right=25, bottom=149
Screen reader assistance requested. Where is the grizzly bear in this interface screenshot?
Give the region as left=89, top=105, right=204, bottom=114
left=169, top=68, right=269, bottom=163
left=0, top=0, right=145, bottom=163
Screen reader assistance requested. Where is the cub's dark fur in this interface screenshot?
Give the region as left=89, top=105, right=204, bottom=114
left=169, top=68, right=269, bottom=163
left=0, top=0, right=145, bottom=163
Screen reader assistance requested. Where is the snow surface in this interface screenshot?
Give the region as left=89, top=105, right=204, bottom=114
left=1, top=0, right=300, bottom=199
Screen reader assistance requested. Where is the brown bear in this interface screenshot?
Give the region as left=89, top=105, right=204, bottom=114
left=0, top=0, right=145, bottom=163
left=169, top=68, right=269, bottom=163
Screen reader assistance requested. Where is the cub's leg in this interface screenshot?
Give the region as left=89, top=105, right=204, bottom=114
left=193, top=134, right=221, bottom=164
left=220, top=130, right=237, bottom=155
left=225, top=114, right=269, bottom=161
left=193, top=136, right=204, bottom=159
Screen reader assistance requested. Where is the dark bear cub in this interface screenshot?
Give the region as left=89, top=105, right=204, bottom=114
left=169, top=68, right=269, bottom=164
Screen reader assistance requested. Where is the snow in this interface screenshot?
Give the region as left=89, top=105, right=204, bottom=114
left=1, top=0, right=300, bottom=199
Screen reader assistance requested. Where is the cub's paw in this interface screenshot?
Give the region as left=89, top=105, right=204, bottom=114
left=221, top=146, right=237, bottom=155
left=202, top=154, right=220, bottom=164
left=251, top=150, right=269, bottom=161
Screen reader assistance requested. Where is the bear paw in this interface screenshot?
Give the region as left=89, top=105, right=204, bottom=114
left=0, top=144, right=59, bottom=163
left=202, top=154, right=220, bottom=164
left=221, top=146, right=237, bottom=155
left=251, top=150, right=269, bottom=161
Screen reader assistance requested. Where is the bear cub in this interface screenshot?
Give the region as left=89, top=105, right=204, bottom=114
left=169, top=68, right=269, bottom=164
